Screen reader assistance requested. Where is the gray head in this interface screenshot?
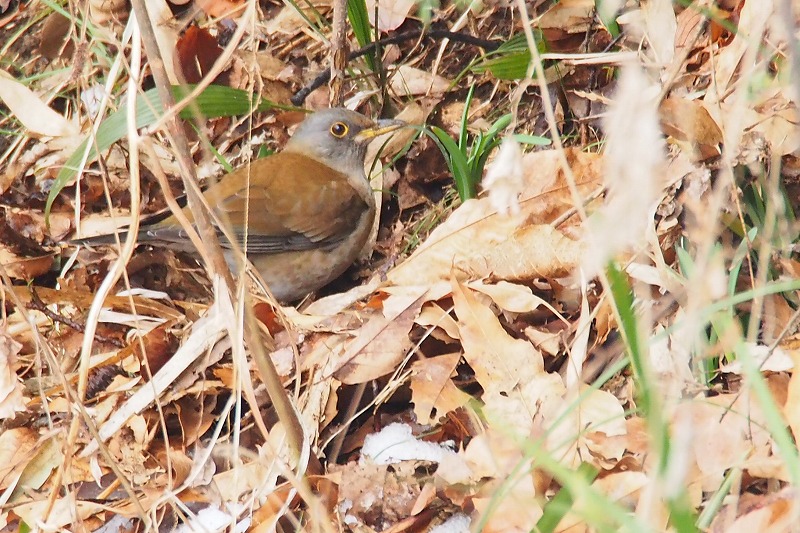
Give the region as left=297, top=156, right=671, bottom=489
left=284, top=108, right=405, bottom=178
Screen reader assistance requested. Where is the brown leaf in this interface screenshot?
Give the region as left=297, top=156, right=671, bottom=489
left=711, top=486, right=798, bottom=533
left=409, top=352, right=471, bottom=425
left=332, top=289, right=426, bottom=384
left=659, top=98, right=723, bottom=160
left=389, top=202, right=584, bottom=287
left=0, top=330, right=26, bottom=419
left=175, top=25, right=227, bottom=85
left=194, top=0, right=245, bottom=18
left=451, top=279, right=564, bottom=435
left=0, top=427, right=38, bottom=491
left=39, top=12, right=74, bottom=61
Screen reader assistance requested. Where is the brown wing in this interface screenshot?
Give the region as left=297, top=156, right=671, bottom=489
left=147, top=153, right=371, bottom=254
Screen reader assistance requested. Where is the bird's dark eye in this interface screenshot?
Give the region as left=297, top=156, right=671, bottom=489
left=330, top=122, right=349, bottom=138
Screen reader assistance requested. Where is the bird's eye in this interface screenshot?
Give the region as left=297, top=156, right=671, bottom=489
left=330, top=122, right=349, bottom=138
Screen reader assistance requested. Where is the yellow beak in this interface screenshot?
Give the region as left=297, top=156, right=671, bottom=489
left=355, top=119, right=407, bottom=142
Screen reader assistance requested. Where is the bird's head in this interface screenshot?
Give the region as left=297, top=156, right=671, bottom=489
left=284, top=108, right=405, bottom=178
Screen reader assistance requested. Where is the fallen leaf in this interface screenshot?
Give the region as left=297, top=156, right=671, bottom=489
left=12, top=499, right=106, bottom=530
left=659, top=97, right=723, bottom=160
left=545, top=386, right=627, bottom=468
left=389, top=199, right=584, bottom=287
left=332, top=288, right=426, bottom=384
left=390, top=65, right=451, bottom=96
left=451, top=278, right=565, bottom=435
left=0, top=427, right=38, bottom=491
left=0, top=70, right=78, bottom=137
left=409, top=352, right=471, bottom=424
left=711, top=486, right=799, bottom=533
left=0, top=330, right=26, bottom=419
left=176, top=25, right=226, bottom=84
left=365, top=0, right=416, bottom=32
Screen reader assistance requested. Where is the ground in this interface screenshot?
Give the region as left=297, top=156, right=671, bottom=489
left=1, top=0, right=800, bottom=532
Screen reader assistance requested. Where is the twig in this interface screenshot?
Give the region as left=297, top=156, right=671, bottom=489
left=26, top=288, right=126, bottom=349
left=292, top=29, right=502, bottom=105
left=329, top=0, right=349, bottom=106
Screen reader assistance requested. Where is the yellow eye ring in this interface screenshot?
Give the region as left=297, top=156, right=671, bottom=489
left=330, top=122, right=349, bottom=138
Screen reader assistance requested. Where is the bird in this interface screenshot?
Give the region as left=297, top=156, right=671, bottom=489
left=76, top=108, right=406, bottom=302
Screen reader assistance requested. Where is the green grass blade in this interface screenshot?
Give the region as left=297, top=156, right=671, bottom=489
left=46, top=85, right=286, bottom=219
left=428, top=126, right=474, bottom=200
left=459, top=85, right=476, bottom=150
left=595, top=0, right=621, bottom=37
left=471, top=32, right=548, bottom=80
left=535, top=463, right=600, bottom=532
left=512, top=133, right=551, bottom=146
left=347, top=0, right=376, bottom=71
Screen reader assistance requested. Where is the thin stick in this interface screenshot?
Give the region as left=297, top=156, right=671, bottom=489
left=329, top=0, right=349, bottom=106
left=292, top=29, right=502, bottom=105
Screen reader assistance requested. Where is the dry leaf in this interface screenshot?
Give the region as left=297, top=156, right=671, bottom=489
left=409, top=352, right=471, bottom=424
left=0, top=330, right=26, bottom=419
left=452, top=279, right=565, bottom=435
left=332, top=290, right=425, bottom=384
left=659, top=97, right=723, bottom=160
left=545, top=386, right=627, bottom=468
left=538, top=0, right=596, bottom=34
left=711, top=487, right=799, bottom=533
left=0, top=70, right=78, bottom=137
left=415, top=302, right=460, bottom=342
left=389, top=199, right=583, bottom=287
left=365, top=0, right=416, bottom=32
left=679, top=392, right=774, bottom=491
left=390, top=65, right=451, bottom=97
left=13, top=499, right=106, bottom=530
left=0, top=427, right=38, bottom=491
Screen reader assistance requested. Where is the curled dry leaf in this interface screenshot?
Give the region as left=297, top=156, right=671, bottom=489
left=467, top=280, right=550, bottom=315
left=659, top=97, right=723, bottom=160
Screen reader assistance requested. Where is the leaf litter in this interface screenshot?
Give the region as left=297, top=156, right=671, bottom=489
left=1, top=0, right=800, bottom=531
